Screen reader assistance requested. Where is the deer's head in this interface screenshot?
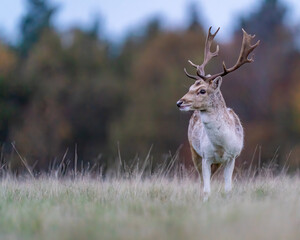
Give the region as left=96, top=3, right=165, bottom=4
left=177, top=27, right=260, bottom=112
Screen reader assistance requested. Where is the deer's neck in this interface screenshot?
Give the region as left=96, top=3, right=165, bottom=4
left=199, top=91, right=228, bottom=127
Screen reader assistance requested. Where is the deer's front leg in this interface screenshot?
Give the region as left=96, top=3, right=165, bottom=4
left=224, top=158, right=235, bottom=192
left=202, top=159, right=211, bottom=197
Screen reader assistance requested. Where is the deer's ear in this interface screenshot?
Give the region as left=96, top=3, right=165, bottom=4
left=211, top=76, right=222, bottom=90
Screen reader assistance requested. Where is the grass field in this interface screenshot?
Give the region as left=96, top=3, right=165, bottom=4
left=0, top=173, right=299, bottom=240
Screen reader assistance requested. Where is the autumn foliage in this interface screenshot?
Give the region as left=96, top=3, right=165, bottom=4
left=0, top=0, right=299, bottom=172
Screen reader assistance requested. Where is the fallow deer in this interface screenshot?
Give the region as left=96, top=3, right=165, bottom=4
left=177, top=27, right=260, bottom=197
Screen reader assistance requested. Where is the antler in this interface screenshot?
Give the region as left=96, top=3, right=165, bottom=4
left=184, top=28, right=260, bottom=82
left=184, top=26, right=220, bottom=80
left=199, top=29, right=260, bottom=82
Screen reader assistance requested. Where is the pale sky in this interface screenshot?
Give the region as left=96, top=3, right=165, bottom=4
left=0, top=0, right=300, bottom=43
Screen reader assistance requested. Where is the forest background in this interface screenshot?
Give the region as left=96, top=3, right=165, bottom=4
left=0, top=0, right=299, bottom=174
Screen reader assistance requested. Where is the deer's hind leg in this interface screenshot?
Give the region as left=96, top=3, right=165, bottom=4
left=191, top=147, right=221, bottom=178
left=190, top=147, right=202, bottom=177
left=211, top=163, right=222, bottom=178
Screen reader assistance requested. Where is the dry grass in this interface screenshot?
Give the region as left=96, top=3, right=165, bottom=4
left=0, top=174, right=299, bottom=240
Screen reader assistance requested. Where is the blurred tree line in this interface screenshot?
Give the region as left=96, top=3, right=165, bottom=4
left=0, top=0, right=300, bottom=172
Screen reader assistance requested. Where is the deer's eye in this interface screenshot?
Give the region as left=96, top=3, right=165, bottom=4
left=197, top=89, right=206, bottom=95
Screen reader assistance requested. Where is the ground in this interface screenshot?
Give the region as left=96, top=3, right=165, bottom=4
left=0, top=175, right=299, bottom=240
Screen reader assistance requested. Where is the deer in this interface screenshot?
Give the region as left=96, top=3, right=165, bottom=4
left=176, top=27, right=260, bottom=198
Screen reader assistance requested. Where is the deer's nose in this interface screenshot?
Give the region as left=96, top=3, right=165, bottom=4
left=176, top=100, right=183, bottom=107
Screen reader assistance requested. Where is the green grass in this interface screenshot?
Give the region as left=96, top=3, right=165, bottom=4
left=0, top=175, right=299, bottom=240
